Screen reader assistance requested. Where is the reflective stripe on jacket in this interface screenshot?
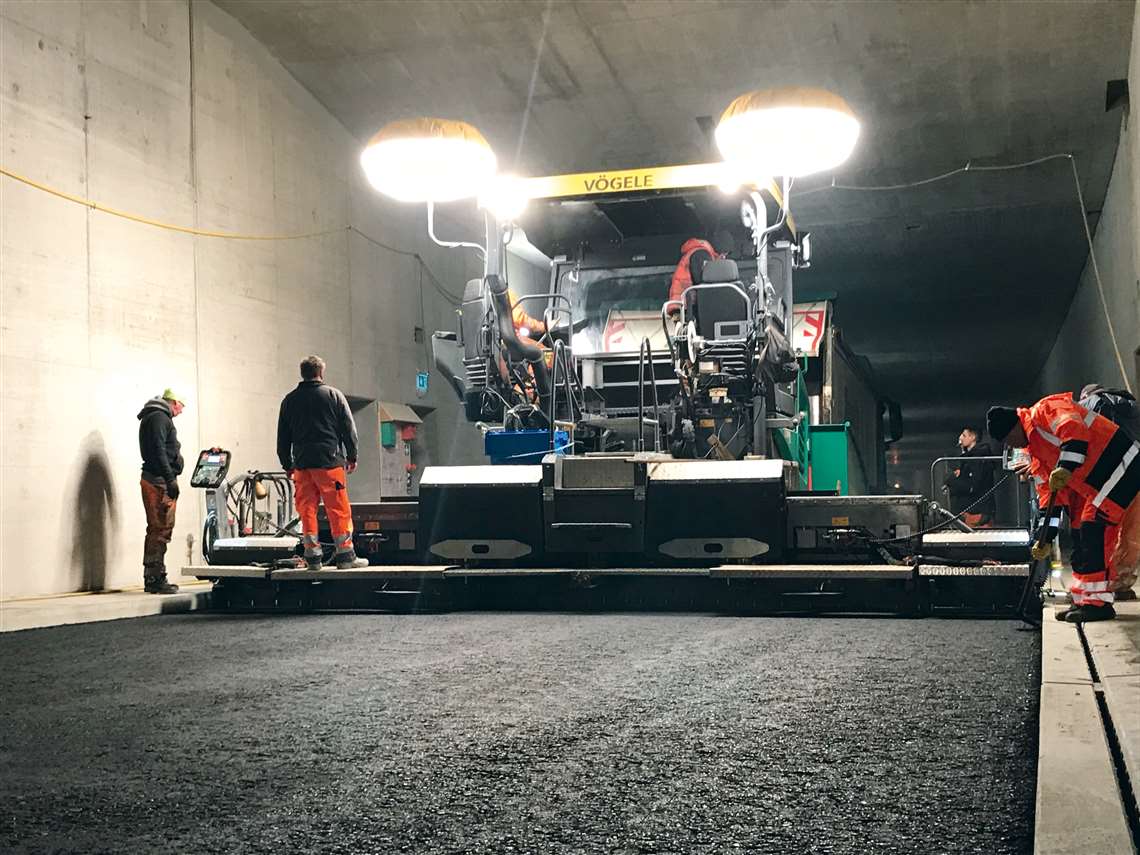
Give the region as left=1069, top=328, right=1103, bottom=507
left=1020, top=393, right=1140, bottom=524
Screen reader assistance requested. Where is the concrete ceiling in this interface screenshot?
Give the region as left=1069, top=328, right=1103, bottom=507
left=216, top=0, right=1135, bottom=491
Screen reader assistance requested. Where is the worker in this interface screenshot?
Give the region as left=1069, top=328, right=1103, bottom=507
left=1013, top=453, right=1085, bottom=580
left=1079, top=384, right=1140, bottom=440
left=137, top=389, right=185, bottom=594
left=988, top=393, right=1140, bottom=623
left=1079, top=384, right=1139, bottom=600
left=667, top=237, right=720, bottom=315
left=501, top=288, right=552, bottom=403
left=508, top=288, right=546, bottom=341
left=277, top=355, right=368, bottom=571
left=942, top=426, right=997, bottom=525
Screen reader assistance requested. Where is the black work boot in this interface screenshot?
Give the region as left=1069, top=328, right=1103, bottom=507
left=1055, top=604, right=1079, bottom=621
left=334, top=550, right=369, bottom=570
left=144, top=573, right=180, bottom=595
left=143, top=555, right=179, bottom=594
left=1064, top=604, right=1116, bottom=623
left=304, top=554, right=323, bottom=572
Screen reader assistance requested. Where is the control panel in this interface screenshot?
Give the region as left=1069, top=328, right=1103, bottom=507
left=191, top=448, right=232, bottom=489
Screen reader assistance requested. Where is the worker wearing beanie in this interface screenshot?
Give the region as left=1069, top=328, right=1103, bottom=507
left=277, top=355, right=368, bottom=571
left=137, top=388, right=185, bottom=594
left=988, top=393, right=1140, bottom=623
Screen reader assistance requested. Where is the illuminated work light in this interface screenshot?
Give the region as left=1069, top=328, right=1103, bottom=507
left=715, top=87, right=859, bottom=178
left=479, top=174, right=530, bottom=222
left=360, top=117, right=497, bottom=202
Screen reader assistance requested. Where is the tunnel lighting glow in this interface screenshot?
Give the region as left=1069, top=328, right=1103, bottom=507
left=715, top=87, right=860, bottom=178
left=479, top=174, right=530, bottom=222
left=361, top=118, right=497, bottom=203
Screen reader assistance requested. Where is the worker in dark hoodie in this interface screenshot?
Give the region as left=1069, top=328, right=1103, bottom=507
left=137, top=389, right=185, bottom=594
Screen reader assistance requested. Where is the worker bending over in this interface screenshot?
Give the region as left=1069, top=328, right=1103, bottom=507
left=277, top=355, right=368, bottom=571
left=137, top=389, right=186, bottom=594
left=988, top=393, right=1140, bottom=622
left=1079, top=384, right=1139, bottom=599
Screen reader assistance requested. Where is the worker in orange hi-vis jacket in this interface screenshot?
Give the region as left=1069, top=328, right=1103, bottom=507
left=988, top=394, right=1140, bottom=623
left=667, top=237, right=720, bottom=316
left=507, top=288, right=546, bottom=341
left=1013, top=453, right=1100, bottom=596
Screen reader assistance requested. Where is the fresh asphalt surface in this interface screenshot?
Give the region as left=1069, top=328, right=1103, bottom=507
left=1, top=613, right=1039, bottom=854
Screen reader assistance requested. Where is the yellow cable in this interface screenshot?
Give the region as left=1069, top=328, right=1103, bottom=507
left=0, top=165, right=347, bottom=241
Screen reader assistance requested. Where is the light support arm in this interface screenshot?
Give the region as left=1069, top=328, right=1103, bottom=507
left=427, top=201, right=487, bottom=261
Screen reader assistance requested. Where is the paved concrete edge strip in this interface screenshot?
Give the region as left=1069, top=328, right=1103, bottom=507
left=1035, top=603, right=1133, bottom=854
left=0, top=587, right=212, bottom=633
left=1083, top=603, right=1140, bottom=821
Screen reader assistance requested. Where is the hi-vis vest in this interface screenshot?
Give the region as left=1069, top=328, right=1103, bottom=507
left=668, top=238, right=719, bottom=306
left=1020, top=393, right=1140, bottom=523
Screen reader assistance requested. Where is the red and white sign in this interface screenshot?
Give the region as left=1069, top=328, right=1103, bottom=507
left=792, top=301, right=829, bottom=357
left=602, top=309, right=668, bottom=353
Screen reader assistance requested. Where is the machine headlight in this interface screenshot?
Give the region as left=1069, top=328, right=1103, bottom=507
left=479, top=174, right=530, bottom=222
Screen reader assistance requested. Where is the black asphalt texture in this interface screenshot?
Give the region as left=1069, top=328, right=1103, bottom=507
left=1, top=614, right=1039, bottom=854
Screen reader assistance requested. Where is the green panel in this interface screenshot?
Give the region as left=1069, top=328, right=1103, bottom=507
left=380, top=421, right=397, bottom=448
left=809, top=423, right=850, bottom=495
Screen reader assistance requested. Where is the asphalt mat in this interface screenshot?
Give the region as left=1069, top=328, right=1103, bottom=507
left=0, top=613, right=1040, bottom=854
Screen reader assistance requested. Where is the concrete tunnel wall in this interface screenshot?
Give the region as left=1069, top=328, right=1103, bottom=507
left=0, top=0, right=510, bottom=598
left=1037, top=1, right=1139, bottom=400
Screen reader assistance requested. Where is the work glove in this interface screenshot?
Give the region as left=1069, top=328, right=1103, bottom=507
left=1048, top=467, right=1072, bottom=491
left=165, top=480, right=180, bottom=501
left=1030, top=541, right=1051, bottom=561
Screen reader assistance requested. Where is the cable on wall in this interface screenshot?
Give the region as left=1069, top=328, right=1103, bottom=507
left=797, top=153, right=1132, bottom=394
left=0, top=164, right=463, bottom=306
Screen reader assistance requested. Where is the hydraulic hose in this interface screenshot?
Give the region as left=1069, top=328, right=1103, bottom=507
left=485, top=273, right=551, bottom=401
left=638, top=338, right=661, bottom=452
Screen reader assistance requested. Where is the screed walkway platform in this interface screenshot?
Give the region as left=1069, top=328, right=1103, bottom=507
left=0, top=578, right=211, bottom=632
left=1036, top=599, right=1138, bottom=854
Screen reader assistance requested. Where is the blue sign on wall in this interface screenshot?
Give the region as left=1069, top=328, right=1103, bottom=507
left=415, top=371, right=429, bottom=397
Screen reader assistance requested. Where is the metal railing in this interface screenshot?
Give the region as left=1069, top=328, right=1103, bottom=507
left=929, top=455, right=1031, bottom=528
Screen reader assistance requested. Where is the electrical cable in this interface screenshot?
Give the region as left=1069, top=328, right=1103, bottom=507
left=796, top=153, right=1131, bottom=393
left=0, top=165, right=344, bottom=240
left=871, top=472, right=1013, bottom=544
left=0, top=165, right=465, bottom=307
left=513, top=0, right=555, bottom=168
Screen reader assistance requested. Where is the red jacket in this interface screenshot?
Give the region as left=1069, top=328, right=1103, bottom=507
left=1020, top=393, right=1140, bottom=525
left=668, top=238, right=719, bottom=307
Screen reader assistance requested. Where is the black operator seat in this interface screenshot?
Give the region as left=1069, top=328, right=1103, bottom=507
left=689, top=258, right=749, bottom=340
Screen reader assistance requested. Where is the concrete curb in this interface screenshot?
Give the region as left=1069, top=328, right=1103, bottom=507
left=1083, top=601, right=1140, bottom=813
left=1035, top=603, right=1133, bottom=854
left=0, top=583, right=212, bottom=633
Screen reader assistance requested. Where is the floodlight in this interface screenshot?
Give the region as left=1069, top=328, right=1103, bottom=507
left=715, top=87, right=859, bottom=178
left=479, top=174, right=530, bottom=222
left=360, top=117, right=497, bottom=202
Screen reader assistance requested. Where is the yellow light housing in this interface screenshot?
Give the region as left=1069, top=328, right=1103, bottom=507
left=360, top=117, right=497, bottom=203
left=715, top=87, right=860, bottom=178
